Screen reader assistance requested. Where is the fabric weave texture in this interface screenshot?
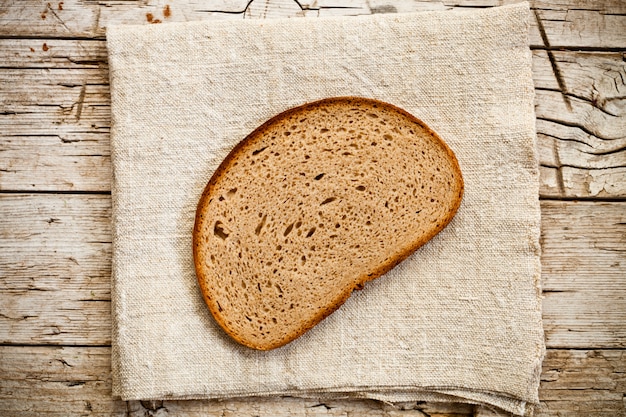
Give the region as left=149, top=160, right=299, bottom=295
left=107, top=3, right=544, bottom=415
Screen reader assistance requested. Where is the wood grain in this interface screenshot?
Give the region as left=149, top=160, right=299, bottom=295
left=541, top=201, right=626, bottom=348
left=0, top=194, right=111, bottom=345
left=533, top=50, right=626, bottom=199
left=2, top=45, right=624, bottom=197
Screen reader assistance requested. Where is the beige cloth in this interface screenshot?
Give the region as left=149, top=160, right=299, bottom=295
left=107, top=3, right=544, bottom=416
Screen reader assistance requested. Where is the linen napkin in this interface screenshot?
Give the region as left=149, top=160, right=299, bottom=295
left=107, top=3, right=544, bottom=416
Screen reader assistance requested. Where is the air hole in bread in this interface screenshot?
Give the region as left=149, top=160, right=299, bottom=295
left=284, top=222, right=295, bottom=236
left=320, top=197, right=336, bottom=205
left=255, top=214, right=267, bottom=235
left=213, top=221, right=229, bottom=240
left=314, top=173, right=325, bottom=180
left=306, top=227, right=316, bottom=238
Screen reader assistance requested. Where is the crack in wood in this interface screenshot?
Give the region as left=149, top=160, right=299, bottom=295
left=538, top=130, right=594, bottom=149
left=577, top=145, right=626, bottom=157
left=45, top=2, right=72, bottom=34
left=541, top=134, right=626, bottom=157
left=534, top=9, right=572, bottom=112
left=0, top=313, right=38, bottom=321
left=55, top=358, right=73, bottom=367
left=600, top=12, right=626, bottom=16
left=569, top=91, right=620, bottom=118
left=310, top=403, right=334, bottom=410
left=140, top=400, right=166, bottom=412
left=199, top=0, right=255, bottom=15
left=537, top=117, right=623, bottom=141
left=535, top=87, right=622, bottom=118
left=541, top=161, right=626, bottom=171
left=65, top=57, right=106, bottom=66
left=294, top=0, right=362, bottom=12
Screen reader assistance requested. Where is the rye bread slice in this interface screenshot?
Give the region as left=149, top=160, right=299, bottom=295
left=193, top=97, right=463, bottom=350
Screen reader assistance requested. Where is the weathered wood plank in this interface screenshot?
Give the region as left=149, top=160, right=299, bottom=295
left=1, top=195, right=624, bottom=348
left=541, top=201, right=626, bottom=291
left=0, top=346, right=125, bottom=416
left=537, top=349, right=626, bottom=417
left=540, top=201, right=626, bottom=349
left=0, top=65, right=111, bottom=191
left=0, top=194, right=111, bottom=345
left=0, top=0, right=624, bottom=49
left=2, top=346, right=623, bottom=416
left=0, top=38, right=107, bottom=69
left=532, top=50, right=626, bottom=199
left=1, top=45, right=624, bottom=197
left=478, top=349, right=626, bottom=417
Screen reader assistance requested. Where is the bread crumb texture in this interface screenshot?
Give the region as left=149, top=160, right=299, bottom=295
left=193, top=97, right=463, bottom=350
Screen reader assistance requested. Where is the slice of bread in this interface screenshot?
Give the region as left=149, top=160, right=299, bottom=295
left=193, top=97, right=463, bottom=350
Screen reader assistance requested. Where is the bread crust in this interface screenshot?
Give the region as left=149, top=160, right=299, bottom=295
left=193, top=97, right=464, bottom=350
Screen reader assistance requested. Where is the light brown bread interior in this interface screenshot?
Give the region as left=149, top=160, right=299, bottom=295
left=193, top=97, right=463, bottom=350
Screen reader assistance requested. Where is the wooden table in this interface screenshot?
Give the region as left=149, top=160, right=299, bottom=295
left=1, top=1, right=624, bottom=415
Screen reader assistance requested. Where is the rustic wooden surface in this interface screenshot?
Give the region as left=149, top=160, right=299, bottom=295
left=1, top=0, right=624, bottom=416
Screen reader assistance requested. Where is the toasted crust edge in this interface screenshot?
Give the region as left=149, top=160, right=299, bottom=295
left=193, top=96, right=464, bottom=350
